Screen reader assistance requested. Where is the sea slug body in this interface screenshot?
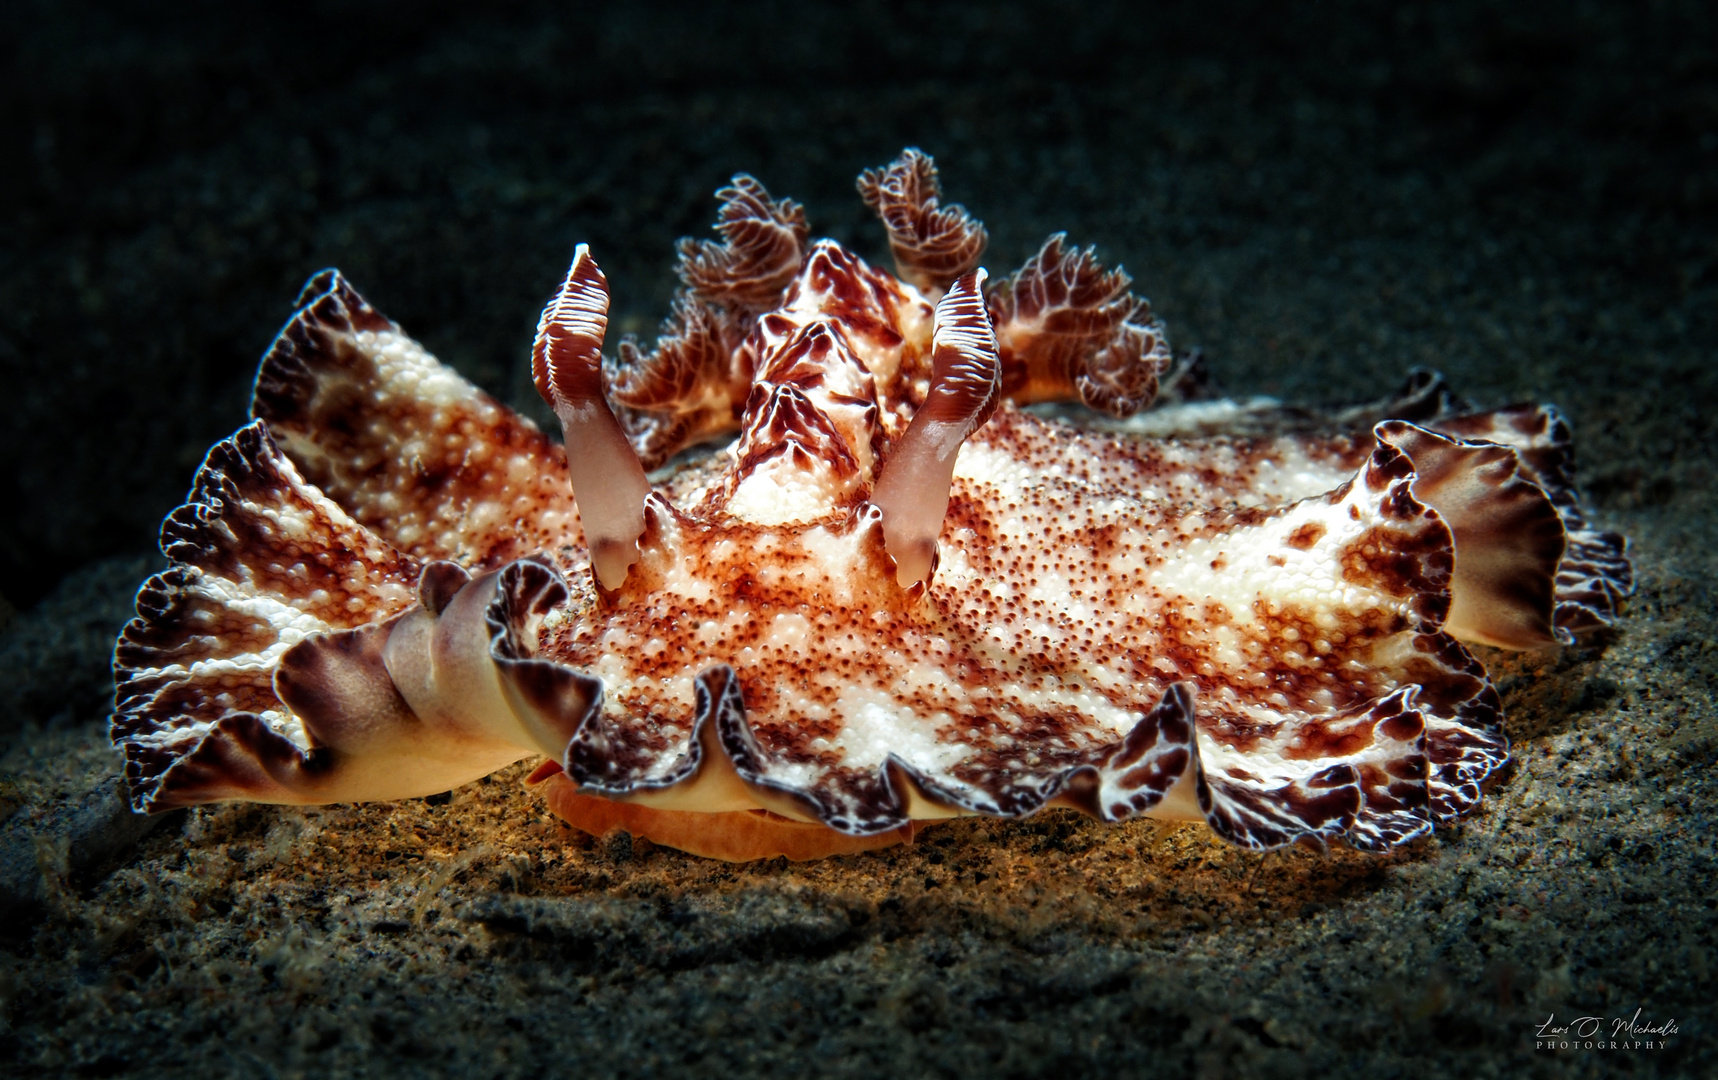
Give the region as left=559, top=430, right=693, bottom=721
left=110, top=149, right=1632, bottom=861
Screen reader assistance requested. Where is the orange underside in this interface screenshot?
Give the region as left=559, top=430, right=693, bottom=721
left=527, top=765, right=922, bottom=862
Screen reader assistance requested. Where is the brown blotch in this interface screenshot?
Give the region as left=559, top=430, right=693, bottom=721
left=1285, top=522, right=1326, bottom=550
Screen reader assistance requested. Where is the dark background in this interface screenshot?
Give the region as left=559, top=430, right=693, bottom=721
left=1, top=2, right=1715, bottom=1077
left=2, top=0, right=1711, bottom=610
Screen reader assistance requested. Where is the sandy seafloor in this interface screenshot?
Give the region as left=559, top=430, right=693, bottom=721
left=1, top=2, right=1714, bottom=1076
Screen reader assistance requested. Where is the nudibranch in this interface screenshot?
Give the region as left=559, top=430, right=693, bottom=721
left=111, top=149, right=1633, bottom=861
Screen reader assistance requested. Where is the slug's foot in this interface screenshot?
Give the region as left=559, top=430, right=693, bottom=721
left=529, top=767, right=922, bottom=862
